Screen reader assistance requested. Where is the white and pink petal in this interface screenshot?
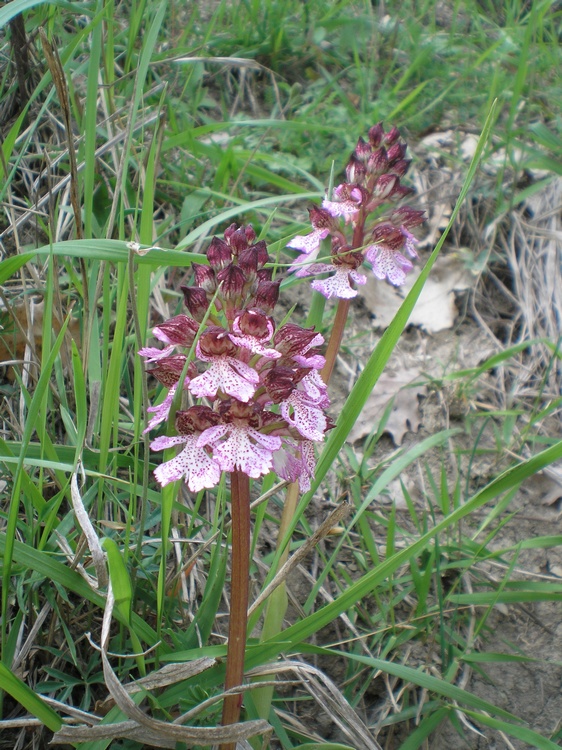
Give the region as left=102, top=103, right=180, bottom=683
left=228, top=334, right=281, bottom=359
left=322, top=199, right=360, bottom=220
left=311, top=267, right=366, bottom=299
left=300, top=371, right=330, bottom=407
left=287, top=227, right=329, bottom=254
left=139, top=345, right=175, bottom=362
left=366, top=245, right=412, bottom=286
left=152, top=434, right=221, bottom=492
left=209, top=426, right=281, bottom=478
left=144, top=387, right=176, bottom=433
left=272, top=442, right=303, bottom=484
left=189, top=358, right=258, bottom=402
left=401, top=227, right=419, bottom=258
left=281, top=392, right=327, bottom=441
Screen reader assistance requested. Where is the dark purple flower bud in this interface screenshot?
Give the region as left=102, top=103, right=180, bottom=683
left=176, top=405, right=221, bottom=434
left=391, top=206, right=426, bottom=229
left=256, top=268, right=273, bottom=283
left=393, top=184, right=414, bottom=199
left=199, top=326, right=238, bottom=358
left=207, top=236, right=231, bottom=269
left=263, top=366, right=297, bottom=402
left=386, top=142, right=407, bottom=163
left=333, top=247, right=364, bottom=270
left=354, top=136, right=371, bottom=160
left=223, top=223, right=238, bottom=243
left=334, top=182, right=366, bottom=205
left=249, top=240, right=269, bottom=268
left=374, top=173, right=399, bottom=199
left=238, top=246, right=259, bottom=275
left=220, top=398, right=255, bottom=422
left=154, top=314, right=199, bottom=348
left=244, top=225, right=257, bottom=244
left=346, top=154, right=366, bottom=184
left=310, top=205, right=337, bottom=231
left=192, top=262, right=216, bottom=292
left=181, top=286, right=209, bottom=322
left=325, top=414, right=336, bottom=431
left=235, top=309, right=273, bottom=339
left=367, top=147, right=388, bottom=176
left=217, top=263, right=246, bottom=299
left=368, top=123, right=384, bottom=148
left=372, top=222, right=406, bottom=250
left=389, top=159, right=411, bottom=177
left=275, top=324, right=322, bottom=358
left=384, top=125, right=400, bottom=145
left=254, top=280, right=280, bottom=313
left=150, top=355, right=188, bottom=387
left=227, top=227, right=249, bottom=256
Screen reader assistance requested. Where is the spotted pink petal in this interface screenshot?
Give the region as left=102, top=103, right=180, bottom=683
left=280, top=391, right=327, bottom=441
left=139, top=345, right=175, bottom=362
left=401, top=227, right=419, bottom=258
left=189, top=358, right=259, bottom=402
left=311, top=268, right=367, bottom=299
left=366, top=245, right=413, bottom=286
left=293, top=262, right=333, bottom=279
left=299, top=440, right=316, bottom=492
left=228, top=333, right=281, bottom=359
left=143, top=387, right=176, bottom=433
left=272, top=441, right=303, bottom=484
left=151, top=434, right=221, bottom=492
left=150, top=434, right=187, bottom=451
left=287, top=227, right=329, bottom=254
left=293, top=353, right=325, bottom=370
left=272, top=439, right=317, bottom=491
left=300, top=371, right=330, bottom=407
left=322, top=198, right=360, bottom=219
left=199, top=425, right=282, bottom=478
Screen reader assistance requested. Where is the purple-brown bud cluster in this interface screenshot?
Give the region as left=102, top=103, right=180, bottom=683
left=182, top=228, right=278, bottom=323
left=288, top=122, right=427, bottom=296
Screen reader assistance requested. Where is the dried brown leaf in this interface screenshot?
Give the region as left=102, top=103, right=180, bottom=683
left=348, top=366, right=426, bottom=446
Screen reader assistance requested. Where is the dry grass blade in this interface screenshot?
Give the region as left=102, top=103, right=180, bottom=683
left=248, top=502, right=352, bottom=616
left=0, top=112, right=159, bottom=242
left=51, top=720, right=179, bottom=747
left=95, top=657, right=218, bottom=714
left=70, top=467, right=108, bottom=589
left=248, top=660, right=383, bottom=750
left=504, top=177, right=562, bottom=391
left=52, top=586, right=270, bottom=748
left=477, top=176, right=562, bottom=416
left=39, top=27, right=82, bottom=240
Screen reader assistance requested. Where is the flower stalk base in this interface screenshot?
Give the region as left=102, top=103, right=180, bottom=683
left=221, top=470, right=251, bottom=749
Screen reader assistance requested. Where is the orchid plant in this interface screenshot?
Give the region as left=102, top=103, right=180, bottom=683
left=140, top=123, right=424, bottom=741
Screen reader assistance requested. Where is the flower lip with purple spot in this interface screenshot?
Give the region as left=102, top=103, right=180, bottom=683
left=151, top=433, right=222, bottom=492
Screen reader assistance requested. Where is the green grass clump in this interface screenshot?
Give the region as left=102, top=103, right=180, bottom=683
left=0, top=0, right=561, bottom=748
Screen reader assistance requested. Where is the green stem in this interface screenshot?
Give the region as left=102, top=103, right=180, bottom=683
left=221, top=470, right=251, bottom=748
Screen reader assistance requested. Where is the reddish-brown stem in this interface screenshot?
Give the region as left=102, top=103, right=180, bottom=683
left=221, top=470, right=251, bottom=749
left=320, top=298, right=350, bottom=384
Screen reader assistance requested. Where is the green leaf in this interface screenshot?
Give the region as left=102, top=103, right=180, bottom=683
left=0, top=0, right=63, bottom=29
left=460, top=708, right=562, bottom=749
left=0, top=534, right=163, bottom=650
left=0, top=662, right=62, bottom=732
left=103, top=538, right=133, bottom=625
